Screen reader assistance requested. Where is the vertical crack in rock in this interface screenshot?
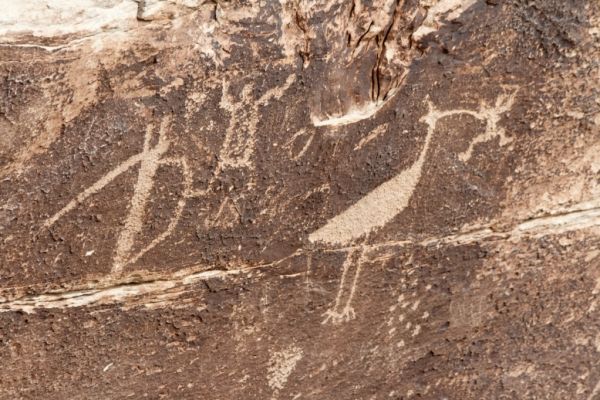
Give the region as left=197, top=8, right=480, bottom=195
left=309, top=0, right=479, bottom=127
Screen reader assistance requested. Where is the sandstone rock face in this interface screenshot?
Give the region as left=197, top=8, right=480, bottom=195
left=0, top=0, right=599, bottom=398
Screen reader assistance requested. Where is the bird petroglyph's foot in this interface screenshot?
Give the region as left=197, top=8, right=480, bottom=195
left=322, top=306, right=356, bottom=325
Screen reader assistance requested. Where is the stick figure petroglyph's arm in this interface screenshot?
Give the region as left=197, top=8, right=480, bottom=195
left=43, top=117, right=173, bottom=229
left=313, top=90, right=518, bottom=324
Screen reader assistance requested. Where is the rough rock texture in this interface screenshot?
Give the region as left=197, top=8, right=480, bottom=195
left=0, top=0, right=599, bottom=398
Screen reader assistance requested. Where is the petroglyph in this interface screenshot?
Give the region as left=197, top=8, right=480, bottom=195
left=5, top=200, right=600, bottom=313
left=312, top=90, right=517, bottom=323
left=285, top=128, right=315, bottom=160
left=219, top=74, right=296, bottom=170
left=310, top=90, right=518, bottom=246
left=318, top=200, right=600, bottom=256
left=123, top=157, right=194, bottom=268
left=2, top=0, right=598, bottom=397
left=204, top=196, right=241, bottom=229
left=322, top=247, right=368, bottom=325
left=219, top=81, right=256, bottom=170
left=43, top=115, right=197, bottom=275
left=267, top=345, right=303, bottom=394
left=112, top=118, right=172, bottom=274
left=458, top=91, right=517, bottom=162
left=42, top=75, right=296, bottom=276
left=354, top=123, right=389, bottom=151
left=378, top=264, right=428, bottom=347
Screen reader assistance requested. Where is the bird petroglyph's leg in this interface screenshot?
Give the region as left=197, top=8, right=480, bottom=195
left=322, top=247, right=367, bottom=325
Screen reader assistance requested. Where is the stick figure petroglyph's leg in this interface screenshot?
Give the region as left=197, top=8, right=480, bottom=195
left=322, top=247, right=367, bottom=325
left=122, top=156, right=194, bottom=269
left=112, top=116, right=172, bottom=274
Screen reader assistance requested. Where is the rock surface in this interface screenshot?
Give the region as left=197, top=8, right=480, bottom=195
left=0, top=0, right=599, bottom=398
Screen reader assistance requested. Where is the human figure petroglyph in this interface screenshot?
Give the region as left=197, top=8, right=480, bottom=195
left=313, top=89, right=518, bottom=324
left=201, top=74, right=298, bottom=229
left=218, top=74, right=296, bottom=171
left=43, top=114, right=202, bottom=275
left=203, top=75, right=297, bottom=228
left=42, top=81, right=515, bottom=322
left=43, top=76, right=298, bottom=275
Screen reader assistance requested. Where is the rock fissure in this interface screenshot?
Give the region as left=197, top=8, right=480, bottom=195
left=2, top=201, right=598, bottom=313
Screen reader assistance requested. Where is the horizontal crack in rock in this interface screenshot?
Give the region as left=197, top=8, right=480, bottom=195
left=1, top=202, right=599, bottom=313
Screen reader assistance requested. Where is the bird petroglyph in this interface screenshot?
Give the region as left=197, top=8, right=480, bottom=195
left=312, top=90, right=518, bottom=324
